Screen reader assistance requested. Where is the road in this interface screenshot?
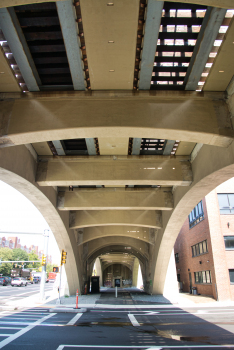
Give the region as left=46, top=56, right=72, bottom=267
left=0, top=283, right=54, bottom=303
left=0, top=305, right=233, bottom=349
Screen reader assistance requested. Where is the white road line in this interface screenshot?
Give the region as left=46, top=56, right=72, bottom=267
left=0, top=334, right=13, bottom=337
left=1, top=317, right=40, bottom=320
left=0, top=327, right=22, bottom=330
left=0, top=313, right=56, bottom=349
left=0, top=321, right=67, bottom=327
left=128, top=314, right=140, bottom=326
left=67, top=313, right=83, bottom=325
left=55, top=345, right=234, bottom=349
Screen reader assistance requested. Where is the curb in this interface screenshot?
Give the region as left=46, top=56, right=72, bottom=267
left=49, top=307, right=87, bottom=313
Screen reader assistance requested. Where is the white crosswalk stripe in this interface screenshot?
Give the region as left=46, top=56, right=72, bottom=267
left=0, top=308, right=56, bottom=348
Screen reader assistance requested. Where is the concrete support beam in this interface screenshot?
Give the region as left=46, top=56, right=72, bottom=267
left=69, top=210, right=162, bottom=229
left=0, top=8, right=40, bottom=91
left=185, top=7, right=227, bottom=91
left=56, top=0, right=86, bottom=91
left=0, top=0, right=232, bottom=10
left=0, top=91, right=232, bottom=148
left=138, top=1, right=163, bottom=90
left=58, top=187, right=173, bottom=211
left=0, top=0, right=64, bottom=8
left=37, top=156, right=192, bottom=187
left=78, top=226, right=155, bottom=245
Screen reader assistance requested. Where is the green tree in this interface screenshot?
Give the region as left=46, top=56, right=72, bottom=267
left=12, top=248, right=28, bottom=263
left=27, top=251, right=40, bottom=269
left=0, top=248, right=13, bottom=276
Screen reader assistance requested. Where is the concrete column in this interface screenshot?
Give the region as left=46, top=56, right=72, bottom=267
left=132, top=258, right=140, bottom=287
left=95, top=257, right=103, bottom=287
left=163, top=249, right=179, bottom=302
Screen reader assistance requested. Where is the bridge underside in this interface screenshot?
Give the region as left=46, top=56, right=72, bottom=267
left=0, top=0, right=233, bottom=298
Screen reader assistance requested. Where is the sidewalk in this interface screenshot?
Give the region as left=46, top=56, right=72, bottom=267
left=4, top=287, right=234, bottom=310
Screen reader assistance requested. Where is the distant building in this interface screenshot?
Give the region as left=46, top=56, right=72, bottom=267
left=174, top=178, right=234, bottom=302
left=8, top=236, right=20, bottom=249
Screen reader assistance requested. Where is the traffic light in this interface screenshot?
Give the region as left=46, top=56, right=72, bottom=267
left=53, top=266, right=59, bottom=273
left=61, top=250, right=67, bottom=265
left=41, top=254, right=47, bottom=266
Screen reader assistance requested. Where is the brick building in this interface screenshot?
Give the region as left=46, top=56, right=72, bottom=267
left=174, top=178, right=234, bottom=301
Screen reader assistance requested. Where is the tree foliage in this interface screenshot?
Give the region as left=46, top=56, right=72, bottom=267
left=0, top=247, right=42, bottom=275
left=0, top=248, right=13, bottom=276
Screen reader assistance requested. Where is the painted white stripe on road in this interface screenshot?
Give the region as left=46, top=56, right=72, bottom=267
left=0, top=334, right=14, bottom=337
left=0, top=327, right=22, bottom=330
left=128, top=314, right=140, bottom=327
left=0, top=313, right=56, bottom=349
left=67, top=313, right=83, bottom=325
left=55, top=345, right=234, bottom=349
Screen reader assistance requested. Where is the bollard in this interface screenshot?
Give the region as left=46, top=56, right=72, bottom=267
left=115, top=286, right=117, bottom=298
left=76, top=289, right=78, bottom=309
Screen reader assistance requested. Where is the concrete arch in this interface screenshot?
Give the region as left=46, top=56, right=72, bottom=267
left=78, top=226, right=154, bottom=246
left=0, top=145, right=81, bottom=295
left=152, top=141, right=234, bottom=295
left=70, top=210, right=162, bottom=229
left=103, top=263, right=133, bottom=272
left=0, top=92, right=232, bottom=148
left=87, top=241, right=149, bottom=265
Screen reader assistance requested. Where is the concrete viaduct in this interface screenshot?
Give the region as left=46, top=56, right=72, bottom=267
left=0, top=0, right=233, bottom=297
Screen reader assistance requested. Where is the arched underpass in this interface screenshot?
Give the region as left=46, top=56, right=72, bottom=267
left=0, top=0, right=232, bottom=300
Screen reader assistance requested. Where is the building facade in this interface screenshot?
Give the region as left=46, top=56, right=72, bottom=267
left=174, top=178, right=234, bottom=301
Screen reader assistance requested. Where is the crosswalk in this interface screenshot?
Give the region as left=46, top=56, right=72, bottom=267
left=0, top=308, right=56, bottom=348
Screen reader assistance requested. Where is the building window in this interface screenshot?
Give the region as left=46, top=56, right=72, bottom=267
left=175, top=253, right=179, bottom=263
left=229, top=269, right=234, bottom=284
left=191, top=240, right=208, bottom=257
left=194, top=270, right=212, bottom=284
left=224, top=236, right=234, bottom=250
left=189, top=201, right=204, bottom=228
left=177, top=274, right=180, bottom=282
left=218, top=194, right=234, bottom=214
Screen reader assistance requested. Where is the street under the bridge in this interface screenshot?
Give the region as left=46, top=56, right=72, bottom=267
left=0, top=288, right=233, bottom=349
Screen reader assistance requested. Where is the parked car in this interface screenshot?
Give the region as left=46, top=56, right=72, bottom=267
left=0, top=276, right=11, bottom=286
left=33, top=277, right=40, bottom=284
left=11, top=277, right=27, bottom=287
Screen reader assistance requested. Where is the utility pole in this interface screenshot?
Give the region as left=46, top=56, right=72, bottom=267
left=57, top=249, right=67, bottom=304
left=40, top=229, right=49, bottom=302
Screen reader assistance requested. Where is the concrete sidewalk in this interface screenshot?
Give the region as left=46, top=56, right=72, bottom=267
left=4, top=287, right=234, bottom=310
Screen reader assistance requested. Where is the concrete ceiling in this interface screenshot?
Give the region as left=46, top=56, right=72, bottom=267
left=204, top=17, right=234, bottom=91
left=80, top=0, right=139, bottom=90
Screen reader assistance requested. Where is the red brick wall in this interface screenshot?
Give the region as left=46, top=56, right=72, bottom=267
left=174, top=199, right=216, bottom=298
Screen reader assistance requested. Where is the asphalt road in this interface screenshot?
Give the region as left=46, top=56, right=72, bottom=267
left=0, top=283, right=54, bottom=303
left=0, top=305, right=233, bottom=349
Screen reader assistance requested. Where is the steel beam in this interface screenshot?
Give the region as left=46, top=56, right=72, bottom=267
left=52, top=140, right=66, bottom=156
left=185, top=7, right=227, bottom=91
left=56, top=0, right=86, bottom=90
left=163, top=140, right=175, bottom=155
left=85, top=138, right=96, bottom=155
left=138, top=0, right=164, bottom=90
left=132, top=138, right=142, bottom=155
left=0, top=8, right=40, bottom=91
